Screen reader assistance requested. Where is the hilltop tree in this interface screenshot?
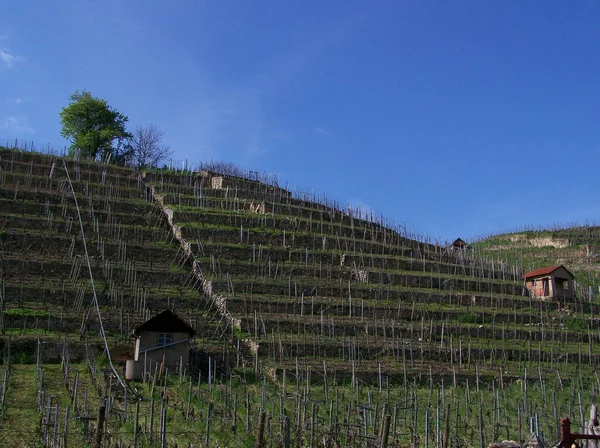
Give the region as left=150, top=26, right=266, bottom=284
left=59, top=90, right=131, bottom=161
left=127, top=124, right=173, bottom=167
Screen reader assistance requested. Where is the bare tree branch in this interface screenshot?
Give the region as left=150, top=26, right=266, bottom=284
left=128, top=124, right=173, bottom=167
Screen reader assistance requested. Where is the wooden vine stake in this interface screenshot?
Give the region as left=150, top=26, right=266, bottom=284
left=255, top=410, right=266, bottom=448
left=94, top=404, right=106, bottom=448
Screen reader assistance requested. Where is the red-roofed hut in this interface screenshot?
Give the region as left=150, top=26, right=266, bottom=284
left=523, top=265, right=574, bottom=300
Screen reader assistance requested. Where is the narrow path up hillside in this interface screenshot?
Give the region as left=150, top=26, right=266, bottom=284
left=0, top=365, right=40, bottom=448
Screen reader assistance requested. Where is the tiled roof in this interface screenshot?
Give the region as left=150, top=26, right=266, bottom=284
left=523, top=265, right=572, bottom=279
left=133, top=309, right=196, bottom=336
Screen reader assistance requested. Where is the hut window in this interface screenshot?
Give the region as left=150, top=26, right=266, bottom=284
left=158, top=333, right=173, bottom=348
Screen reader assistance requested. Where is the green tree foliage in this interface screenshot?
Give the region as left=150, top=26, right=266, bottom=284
left=59, top=90, right=131, bottom=160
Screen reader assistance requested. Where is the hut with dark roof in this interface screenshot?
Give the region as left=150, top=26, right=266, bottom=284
left=451, top=238, right=467, bottom=250
left=523, top=265, right=574, bottom=300
left=131, top=309, right=196, bottom=374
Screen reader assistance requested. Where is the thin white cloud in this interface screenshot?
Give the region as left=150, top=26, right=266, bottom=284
left=0, top=48, right=16, bottom=68
left=2, top=116, right=34, bottom=134
left=6, top=95, right=31, bottom=105
left=314, top=127, right=330, bottom=136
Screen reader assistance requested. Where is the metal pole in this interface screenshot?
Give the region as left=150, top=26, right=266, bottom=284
left=160, top=399, right=167, bottom=448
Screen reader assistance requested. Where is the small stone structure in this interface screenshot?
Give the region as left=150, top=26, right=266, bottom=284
left=126, top=309, right=195, bottom=380
left=488, top=441, right=520, bottom=448
left=211, top=176, right=224, bottom=189
left=195, top=169, right=291, bottom=199
left=523, top=264, right=575, bottom=300
left=488, top=433, right=543, bottom=448
left=248, top=201, right=266, bottom=214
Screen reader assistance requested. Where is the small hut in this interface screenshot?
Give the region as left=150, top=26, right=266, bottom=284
left=126, top=310, right=195, bottom=380
left=451, top=238, right=467, bottom=250
left=523, top=265, right=575, bottom=300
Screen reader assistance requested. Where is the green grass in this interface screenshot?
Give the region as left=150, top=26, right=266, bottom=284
left=562, top=316, right=588, bottom=332
left=456, top=312, right=483, bottom=325
left=0, top=365, right=43, bottom=447
left=4, top=308, right=49, bottom=319
left=4, top=146, right=600, bottom=446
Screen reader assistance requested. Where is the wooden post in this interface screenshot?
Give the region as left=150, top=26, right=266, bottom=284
left=246, top=393, right=250, bottom=432
left=282, top=369, right=287, bottom=401
left=588, top=405, right=599, bottom=434
left=425, top=410, right=429, bottom=448
left=43, top=396, right=52, bottom=445
left=197, top=370, right=201, bottom=396
left=123, top=387, right=128, bottom=422
left=478, top=403, right=484, bottom=448
left=53, top=404, right=59, bottom=446
left=284, top=415, right=290, bottom=448
left=255, top=410, right=266, bottom=448
left=63, top=405, right=70, bottom=448
left=149, top=395, right=155, bottom=443
left=94, top=405, right=106, bottom=448
left=561, top=417, right=575, bottom=447
left=443, top=404, right=450, bottom=448
left=134, top=400, right=140, bottom=448
left=186, top=377, right=192, bottom=420
left=233, top=393, right=238, bottom=434
left=73, top=370, right=79, bottom=412
left=311, top=402, right=316, bottom=448
left=381, top=414, right=391, bottom=448
left=206, top=402, right=212, bottom=448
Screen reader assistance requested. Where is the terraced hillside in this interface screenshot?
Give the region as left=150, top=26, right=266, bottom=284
left=2, top=146, right=600, bottom=446
left=145, top=167, right=599, bottom=384
left=472, top=227, right=600, bottom=293
left=0, top=147, right=227, bottom=359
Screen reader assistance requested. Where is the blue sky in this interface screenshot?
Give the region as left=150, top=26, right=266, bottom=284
left=2, top=1, right=599, bottom=243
